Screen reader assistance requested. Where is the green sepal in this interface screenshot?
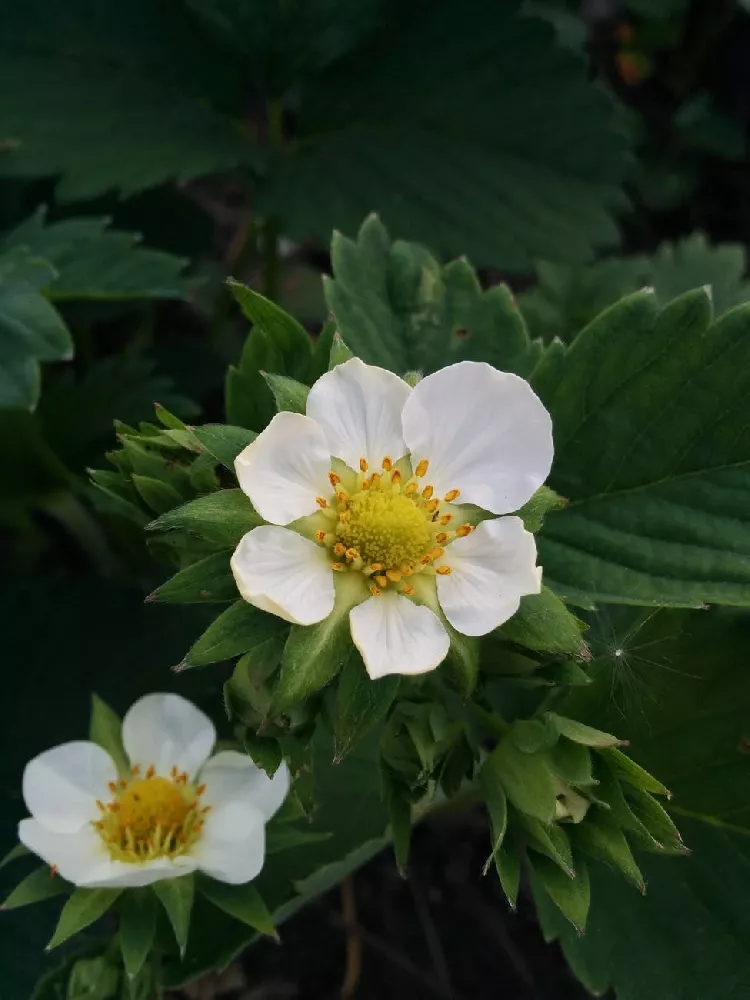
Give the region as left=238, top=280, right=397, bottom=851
left=196, top=874, right=277, bottom=939
left=329, top=331, right=354, bottom=368
left=0, top=843, right=28, bottom=870
left=479, top=763, right=508, bottom=871
left=515, top=486, right=566, bottom=532
left=382, top=771, right=412, bottom=875
left=226, top=280, right=312, bottom=371
left=261, top=372, right=310, bottom=414
left=601, top=746, right=671, bottom=798
left=119, top=889, right=156, bottom=980
left=518, top=814, right=575, bottom=877
left=148, top=551, right=237, bottom=605
left=1, top=866, right=70, bottom=910
left=46, top=887, right=122, bottom=951
left=500, top=587, right=587, bottom=658
left=487, top=731, right=558, bottom=823
left=146, top=489, right=261, bottom=548
left=188, top=424, right=256, bottom=471
left=530, top=853, right=590, bottom=933
left=547, top=713, right=624, bottom=748
left=132, top=475, right=183, bottom=514
left=180, top=601, right=288, bottom=669
left=332, top=649, right=400, bottom=761
left=571, top=819, right=645, bottom=892
left=89, top=694, right=129, bottom=776
left=153, top=875, right=194, bottom=957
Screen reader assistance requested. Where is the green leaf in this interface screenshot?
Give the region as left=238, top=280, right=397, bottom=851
left=479, top=762, right=508, bottom=872
left=519, top=815, right=575, bottom=877
left=499, top=588, right=586, bottom=657
left=333, top=650, right=400, bottom=761
left=494, top=842, right=521, bottom=910
left=88, top=695, right=128, bottom=776
left=147, top=489, right=261, bottom=549
left=535, top=287, right=750, bottom=607
left=153, top=875, right=194, bottom=956
left=324, top=216, right=543, bottom=375
left=329, top=331, right=354, bottom=369
left=547, top=713, right=622, bottom=749
left=67, top=956, right=120, bottom=1000
left=2, top=209, right=189, bottom=300
left=261, top=372, right=310, bottom=414
left=258, top=2, right=628, bottom=269
left=148, top=552, right=236, bottom=605
left=196, top=876, right=277, bottom=939
left=119, top=890, right=156, bottom=981
left=383, top=773, right=411, bottom=875
left=181, top=600, right=288, bottom=669
left=601, top=746, right=670, bottom=797
left=0, top=844, right=28, bottom=870
left=571, top=820, right=644, bottom=892
left=273, top=574, right=365, bottom=713
left=46, top=888, right=121, bottom=950
left=188, top=424, right=256, bottom=471
left=530, top=854, right=590, bottom=932
left=0, top=2, right=256, bottom=201
left=515, top=485, right=566, bottom=533
left=227, top=281, right=311, bottom=371
left=486, top=732, right=558, bottom=823
left=1, top=867, right=69, bottom=911
left=132, top=474, right=183, bottom=514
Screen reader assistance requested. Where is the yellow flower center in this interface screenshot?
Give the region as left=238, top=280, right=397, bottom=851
left=338, top=491, right=431, bottom=569
left=94, top=766, right=210, bottom=863
left=312, top=456, right=474, bottom=597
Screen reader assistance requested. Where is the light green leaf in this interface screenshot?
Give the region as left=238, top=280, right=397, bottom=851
left=89, top=695, right=128, bottom=776
left=153, top=875, right=194, bottom=956
left=273, top=574, right=365, bottom=712
left=181, top=600, right=288, bottom=669
left=148, top=551, right=236, bottom=605
left=519, top=815, right=575, bottom=877
left=188, top=424, right=256, bottom=471
left=547, top=713, right=622, bottom=749
left=196, top=875, right=277, bottom=939
left=486, top=732, right=558, bottom=823
left=324, top=216, right=543, bottom=375
left=571, top=820, right=644, bottom=892
left=2, top=867, right=70, bottom=911
left=328, top=331, right=354, bottom=369
left=46, top=887, right=121, bottom=950
left=535, top=288, right=750, bottom=607
left=261, top=372, right=310, bottom=414
left=333, top=649, right=400, bottom=761
left=226, top=281, right=312, bottom=373
left=530, top=854, right=590, bottom=932
left=146, top=489, right=261, bottom=549
left=132, top=474, right=183, bottom=514
left=500, top=588, right=586, bottom=657
left=119, top=890, right=156, bottom=980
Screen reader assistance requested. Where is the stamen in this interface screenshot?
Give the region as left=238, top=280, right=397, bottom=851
left=439, top=514, right=453, bottom=525
left=457, top=524, right=474, bottom=537
left=119, top=778, right=127, bottom=790
left=405, top=482, right=418, bottom=496
left=336, top=490, right=348, bottom=505
left=345, top=547, right=360, bottom=561
left=431, top=547, right=445, bottom=560
left=108, top=781, right=118, bottom=794
left=369, top=584, right=382, bottom=596
left=96, top=800, right=106, bottom=812
left=359, top=457, right=368, bottom=472
left=334, top=542, right=346, bottom=556
left=332, top=562, right=346, bottom=571
left=435, top=532, right=449, bottom=544
left=402, top=584, right=415, bottom=595
left=437, top=565, right=452, bottom=575
left=422, top=485, right=434, bottom=500
left=386, top=569, right=402, bottom=582
left=425, top=498, right=439, bottom=513
left=391, top=469, right=402, bottom=486
left=329, top=471, right=341, bottom=487
left=370, top=472, right=382, bottom=489
left=370, top=563, right=383, bottom=572
left=315, top=496, right=328, bottom=509
left=146, top=765, right=156, bottom=779
left=382, top=457, right=393, bottom=472
left=315, top=530, right=328, bottom=543
left=50, top=865, right=58, bottom=878
left=443, top=489, right=461, bottom=502
left=375, top=574, right=388, bottom=588
left=131, top=765, right=141, bottom=776
left=415, top=459, right=429, bottom=478
left=196, top=784, right=206, bottom=796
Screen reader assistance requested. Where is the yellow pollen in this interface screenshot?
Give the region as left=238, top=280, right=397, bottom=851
left=425, top=498, right=439, bottom=513
left=382, top=457, right=393, bottom=472
left=375, top=574, right=388, bottom=588
left=315, top=496, right=328, bottom=509
left=334, top=542, right=346, bottom=556
left=370, top=562, right=383, bottom=572
left=436, top=565, right=452, bottom=575
left=436, top=532, right=449, bottom=544
left=402, top=584, right=415, bottom=595
left=457, top=524, right=473, bottom=537
left=386, top=569, right=402, bottom=582
left=391, top=469, right=402, bottom=485
left=332, top=562, right=345, bottom=571
left=444, top=489, right=461, bottom=502
left=431, top=546, right=445, bottom=560
left=422, top=485, right=434, bottom=500
left=359, top=457, right=368, bottom=472
left=345, top=547, right=360, bottom=560
left=369, top=584, right=382, bottom=596
left=329, top=472, right=341, bottom=487
left=415, top=459, right=429, bottom=478
left=439, top=514, right=453, bottom=525
left=315, top=530, right=327, bottom=542
left=405, top=482, right=418, bottom=496
left=336, top=491, right=432, bottom=572
left=336, top=490, right=348, bottom=505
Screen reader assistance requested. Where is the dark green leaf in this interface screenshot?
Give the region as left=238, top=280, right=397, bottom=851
left=46, top=887, right=121, bottom=950
left=500, top=588, right=586, bottom=657
left=383, top=773, right=411, bottom=875
left=547, top=713, right=622, bottom=748
left=226, top=281, right=311, bottom=373
left=486, top=734, right=558, bottom=823
left=89, top=695, right=128, bottom=776
left=148, top=552, right=236, bottom=605
left=571, top=820, right=644, bottom=891
left=181, top=601, right=287, bottom=669
left=2, top=867, right=70, bottom=911
left=188, top=424, right=256, bottom=472
left=119, top=890, right=156, bottom=980
left=530, top=854, right=590, bottom=932
left=196, top=875, right=277, bottom=939
left=261, top=372, right=310, bottom=414
left=479, top=762, right=508, bottom=871
left=132, top=475, right=184, bottom=514
left=333, top=650, right=400, bottom=761
left=519, top=815, right=575, bottom=877
left=147, top=489, right=261, bottom=549
left=0, top=844, right=28, bottom=870
left=153, top=875, right=194, bottom=956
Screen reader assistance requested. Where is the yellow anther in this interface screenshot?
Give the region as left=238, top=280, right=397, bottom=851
left=108, top=781, right=118, bottom=794
left=370, top=472, right=382, bottom=489
left=375, top=574, right=388, bottom=588
left=361, top=477, right=370, bottom=490
left=405, top=481, right=418, bottom=496
left=457, top=524, right=473, bottom=537
left=422, top=485, right=434, bottom=500
left=315, top=496, right=328, bottom=509
left=386, top=568, right=402, bottom=582
left=96, top=800, right=106, bottom=812
left=345, top=547, right=360, bottom=561
left=439, top=514, right=454, bottom=525
left=315, top=530, right=327, bottom=543
left=338, top=512, right=350, bottom=524
left=329, top=471, right=341, bottom=487
left=146, top=765, right=156, bottom=779
left=430, top=546, right=445, bottom=560
left=332, top=562, right=346, bottom=571
left=336, top=490, right=348, bottom=505
left=334, top=542, right=347, bottom=556
left=401, top=565, right=413, bottom=577
left=436, top=565, right=452, bottom=575
left=382, top=456, right=393, bottom=472
left=425, top=498, right=439, bottom=513
left=391, top=469, right=402, bottom=485
left=131, top=765, right=141, bottom=776
left=369, top=584, right=382, bottom=596
left=435, top=532, right=449, bottom=544
left=196, top=784, right=206, bottom=796
left=402, top=584, right=415, bottom=595
left=415, top=459, right=429, bottom=478
left=359, top=457, right=368, bottom=472
left=370, top=563, right=383, bottom=572
left=443, top=489, right=461, bottom=502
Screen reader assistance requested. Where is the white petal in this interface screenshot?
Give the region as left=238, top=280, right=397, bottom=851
left=234, top=411, right=332, bottom=525
left=199, top=752, right=290, bottom=821
left=349, top=592, right=450, bottom=679
left=22, top=742, right=116, bottom=834
left=306, top=358, right=411, bottom=470
left=122, top=694, right=215, bottom=779
left=81, top=856, right=198, bottom=889
left=231, top=526, right=335, bottom=626
left=436, top=516, right=541, bottom=636
left=194, top=800, right=266, bottom=884
left=401, top=361, right=553, bottom=514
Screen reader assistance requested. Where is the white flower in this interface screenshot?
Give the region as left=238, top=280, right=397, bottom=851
left=18, top=693, right=289, bottom=888
left=231, top=359, right=553, bottom=680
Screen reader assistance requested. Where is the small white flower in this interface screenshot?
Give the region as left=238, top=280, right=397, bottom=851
left=231, top=359, right=553, bottom=679
left=18, top=693, right=289, bottom=888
